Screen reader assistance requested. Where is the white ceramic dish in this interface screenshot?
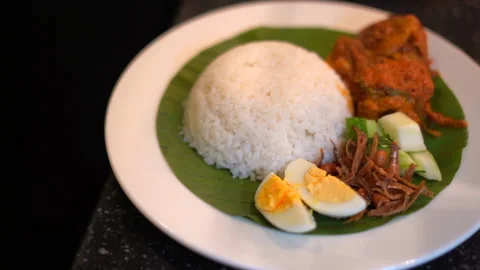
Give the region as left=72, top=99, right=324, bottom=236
left=105, top=2, right=480, bottom=269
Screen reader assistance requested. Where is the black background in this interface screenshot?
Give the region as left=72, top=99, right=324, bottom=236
left=31, top=1, right=180, bottom=268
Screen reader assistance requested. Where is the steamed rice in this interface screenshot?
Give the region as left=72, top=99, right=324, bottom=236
left=182, top=41, right=352, bottom=180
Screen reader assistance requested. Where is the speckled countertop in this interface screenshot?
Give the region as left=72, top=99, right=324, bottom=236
left=72, top=178, right=479, bottom=270
left=72, top=0, right=480, bottom=269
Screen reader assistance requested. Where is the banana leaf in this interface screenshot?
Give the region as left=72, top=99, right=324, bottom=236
left=155, top=27, right=468, bottom=234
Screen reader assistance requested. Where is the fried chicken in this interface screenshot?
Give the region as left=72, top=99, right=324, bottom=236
left=327, top=14, right=467, bottom=136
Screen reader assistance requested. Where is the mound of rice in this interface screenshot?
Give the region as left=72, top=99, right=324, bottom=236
left=182, top=41, right=353, bottom=180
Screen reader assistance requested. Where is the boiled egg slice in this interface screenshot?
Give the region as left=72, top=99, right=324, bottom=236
left=284, top=158, right=367, bottom=218
left=255, top=172, right=316, bottom=233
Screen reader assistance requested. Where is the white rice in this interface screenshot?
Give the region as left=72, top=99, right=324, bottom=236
left=182, top=41, right=353, bottom=180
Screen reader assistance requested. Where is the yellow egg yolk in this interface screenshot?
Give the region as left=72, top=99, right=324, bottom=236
left=304, top=167, right=356, bottom=203
left=255, top=174, right=300, bottom=212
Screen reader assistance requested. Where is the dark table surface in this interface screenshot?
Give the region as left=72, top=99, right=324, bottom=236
left=71, top=0, right=480, bottom=269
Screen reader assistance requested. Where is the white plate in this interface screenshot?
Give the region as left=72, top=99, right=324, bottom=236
left=105, top=1, right=480, bottom=269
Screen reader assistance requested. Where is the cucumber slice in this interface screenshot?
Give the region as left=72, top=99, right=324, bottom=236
left=399, top=150, right=425, bottom=175
left=409, top=151, right=442, bottom=181
left=346, top=117, right=383, bottom=139
left=378, top=112, right=427, bottom=152
left=368, top=142, right=424, bottom=176
left=366, top=120, right=384, bottom=137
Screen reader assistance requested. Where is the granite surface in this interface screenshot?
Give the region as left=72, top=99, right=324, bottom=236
left=72, top=178, right=479, bottom=270
left=72, top=0, right=480, bottom=269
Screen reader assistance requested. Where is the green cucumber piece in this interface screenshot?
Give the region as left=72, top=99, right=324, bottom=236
left=346, top=117, right=383, bottom=139
left=409, top=151, right=442, bottom=181
left=378, top=112, right=426, bottom=152
left=366, top=120, right=384, bottom=137
left=399, top=150, right=425, bottom=175
left=367, top=139, right=425, bottom=175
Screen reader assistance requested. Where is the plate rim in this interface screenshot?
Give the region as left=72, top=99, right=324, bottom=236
left=104, top=1, right=480, bottom=270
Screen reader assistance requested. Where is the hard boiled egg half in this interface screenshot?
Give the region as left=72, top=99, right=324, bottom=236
left=284, top=158, right=367, bottom=218
left=255, top=172, right=316, bottom=233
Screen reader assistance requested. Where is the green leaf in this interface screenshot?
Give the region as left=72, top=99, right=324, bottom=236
left=155, top=27, right=468, bottom=234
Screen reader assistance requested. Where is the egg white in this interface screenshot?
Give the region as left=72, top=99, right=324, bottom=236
left=284, top=158, right=367, bottom=218
left=255, top=172, right=317, bottom=233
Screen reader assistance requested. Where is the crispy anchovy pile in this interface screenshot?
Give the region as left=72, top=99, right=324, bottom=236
left=316, top=127, right=434, bottom=223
